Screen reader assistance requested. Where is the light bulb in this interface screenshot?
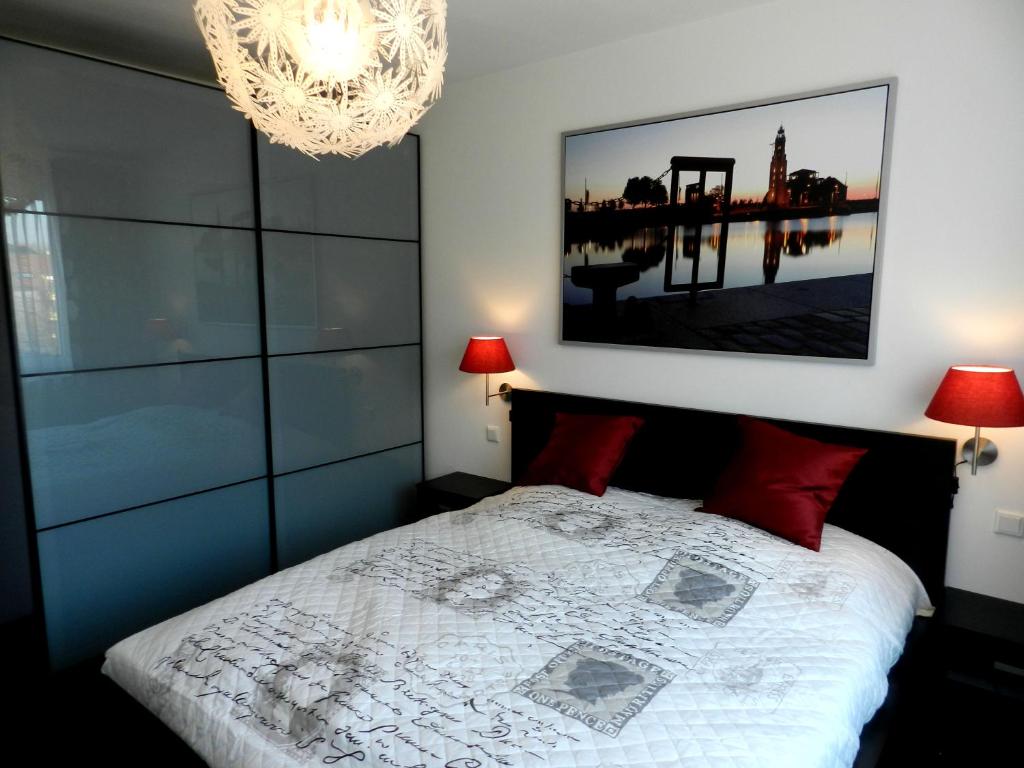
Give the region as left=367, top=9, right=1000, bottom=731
left=301, top=0, right=376, bottom=82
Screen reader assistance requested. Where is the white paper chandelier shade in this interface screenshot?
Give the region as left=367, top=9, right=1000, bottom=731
left=195, top=0, right=446, bottom=158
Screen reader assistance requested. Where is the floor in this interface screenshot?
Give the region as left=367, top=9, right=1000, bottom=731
left=877, top=674, right=1024, bottom=766
left=15, top=656, right=206, bottom=766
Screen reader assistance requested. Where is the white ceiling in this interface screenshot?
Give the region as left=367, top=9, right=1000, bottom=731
left=0, top=0, right=776, bottom=85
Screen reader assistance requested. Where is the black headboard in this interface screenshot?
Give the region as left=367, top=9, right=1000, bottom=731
left=510, top=389, right=957, bottom=604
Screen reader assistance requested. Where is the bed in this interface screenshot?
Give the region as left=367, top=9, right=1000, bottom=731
left=103, top=389, right=957, bottom=768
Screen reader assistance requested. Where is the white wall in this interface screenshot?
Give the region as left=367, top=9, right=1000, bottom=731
left=420, top=0, right=1024, bottom=603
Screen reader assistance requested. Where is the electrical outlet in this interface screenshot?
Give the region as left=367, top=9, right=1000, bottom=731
left=486, top=425, right=500, bottom=443
left=994, top=509, right=1024, bottom=537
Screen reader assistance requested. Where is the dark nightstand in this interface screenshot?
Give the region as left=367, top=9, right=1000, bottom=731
left=940, top=587, right=1024, bottom=696
left=880, top=588, right=1024, bottom=766
left=407, top=472, right=513, bottom=524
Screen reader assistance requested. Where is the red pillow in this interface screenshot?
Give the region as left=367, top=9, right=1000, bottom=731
left=703, top=417, right=867, bottom=551
left=518, top=413, right=644, bottom=496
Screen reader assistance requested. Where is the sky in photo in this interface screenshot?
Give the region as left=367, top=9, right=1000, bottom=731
left=564, top=85, right=890, bottom=204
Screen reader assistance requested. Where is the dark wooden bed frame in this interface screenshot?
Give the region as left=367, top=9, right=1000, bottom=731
left=73, top=387, right=958, bottom=766
left=509, top=388, right=958, bottom=766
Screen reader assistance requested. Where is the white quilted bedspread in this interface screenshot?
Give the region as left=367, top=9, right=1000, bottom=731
left=103, top=486, right=929, bottom=768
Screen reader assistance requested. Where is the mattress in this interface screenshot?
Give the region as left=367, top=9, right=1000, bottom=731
left=103, top=485, right=929, bottom=768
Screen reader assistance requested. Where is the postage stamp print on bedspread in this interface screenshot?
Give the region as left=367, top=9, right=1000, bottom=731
left=513, top=640, right=675, bottom=737
left=640, top=551, right=759, bottom=626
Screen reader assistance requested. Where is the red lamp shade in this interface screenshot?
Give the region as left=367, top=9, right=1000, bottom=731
left=459, top=336, right=515, bottom=374
left=925, top=366, right=1024, bottom=427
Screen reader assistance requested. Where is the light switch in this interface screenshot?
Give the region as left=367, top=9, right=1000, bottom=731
left=486, top=425, right=500, bottom=443
left=994, top=509, right=1024, bottom=537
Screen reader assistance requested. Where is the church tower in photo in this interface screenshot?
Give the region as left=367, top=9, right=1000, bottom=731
left=765, top=125, right=790, bottom=207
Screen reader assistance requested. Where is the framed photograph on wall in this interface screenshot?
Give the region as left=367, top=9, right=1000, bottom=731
left=560, top=80, right=895, bottom=361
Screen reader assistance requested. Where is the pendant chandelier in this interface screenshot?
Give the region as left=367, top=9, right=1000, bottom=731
left=194, top=0, right=446, bottom=158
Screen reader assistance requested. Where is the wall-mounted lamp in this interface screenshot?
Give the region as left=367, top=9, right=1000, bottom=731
left=925, top=365, right=1024, bottom=475
left=459, top=336, right=515, bottom=406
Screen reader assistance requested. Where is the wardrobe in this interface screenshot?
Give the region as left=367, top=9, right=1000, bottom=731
left=0, top=39, right=423, bottom=669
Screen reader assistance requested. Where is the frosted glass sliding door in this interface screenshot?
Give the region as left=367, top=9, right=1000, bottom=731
left=259, top=138, right=422, bottom=563
left=0, top=39, right=269, bottom=668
